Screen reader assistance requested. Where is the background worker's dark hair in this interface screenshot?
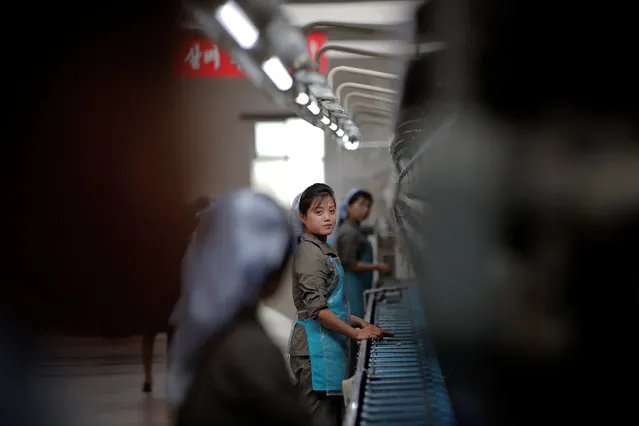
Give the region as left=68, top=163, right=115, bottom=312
left=338, top=190, right=374, bottom=227
left=298, top=183, right=336, bottom=215
left=348, top=190, right=373, bottom=206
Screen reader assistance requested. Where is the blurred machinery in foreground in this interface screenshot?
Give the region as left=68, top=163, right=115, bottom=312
left=391, top=1, right=639, bottom=426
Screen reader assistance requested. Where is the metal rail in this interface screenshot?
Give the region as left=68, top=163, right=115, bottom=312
left=359, top=118, right=395, bottom=128
left=350, top=102, right=395, bottom=115
left=328, top=66, right=400, bottom=91
left=301, top=21, right=404, bottom=37
left=344, top=92, right=396, bottom=115
left=336, top=83, right=398, bottom=104
left=362, top=285, right=408, bottom=314
left=353, top=109, right=394, bottom=124
left=316, top=45, right=412, bottom=63
left=343, top=284, right=376, bottom=426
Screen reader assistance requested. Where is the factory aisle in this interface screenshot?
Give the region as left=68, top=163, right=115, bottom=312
left=37, top=335, right=172, bottom=426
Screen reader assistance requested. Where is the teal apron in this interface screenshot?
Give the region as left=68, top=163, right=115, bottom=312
left=295, top=256, right=350, bottom=394
left=344, top=238, right=374, bottom=318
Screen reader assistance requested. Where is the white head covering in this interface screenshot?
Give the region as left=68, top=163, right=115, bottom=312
left=167, top=189, right=292, bottom=409
left=289, top=192, right=304, bottom=244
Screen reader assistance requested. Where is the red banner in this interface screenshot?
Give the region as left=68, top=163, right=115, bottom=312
left=307, top=31, right=328, bottom=74
left=176, top=31, right=328, bottom=78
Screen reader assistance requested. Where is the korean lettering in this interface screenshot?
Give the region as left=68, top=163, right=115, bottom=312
left=185, top=42, right=203, bottom=70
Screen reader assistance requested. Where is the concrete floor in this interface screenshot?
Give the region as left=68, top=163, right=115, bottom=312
left=37, top=335, right=172, bottom=426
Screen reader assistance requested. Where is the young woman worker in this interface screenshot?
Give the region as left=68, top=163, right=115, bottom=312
left=288, top=183, right=392, bottom=426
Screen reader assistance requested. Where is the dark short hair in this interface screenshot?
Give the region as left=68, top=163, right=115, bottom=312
left=298, top=183, right=336, bottom=215
left=348, top=190, right=373, bottom=206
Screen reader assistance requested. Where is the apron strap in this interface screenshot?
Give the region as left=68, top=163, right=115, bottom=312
left=286, top=310, right=309, bottom=359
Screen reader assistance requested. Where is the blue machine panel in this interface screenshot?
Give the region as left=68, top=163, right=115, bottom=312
left=345, top=281, right=456, bottom=426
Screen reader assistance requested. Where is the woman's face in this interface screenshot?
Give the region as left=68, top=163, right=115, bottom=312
left=301, top=195, right=337, bottom=237
left=347, top=196, right=373, bottom=222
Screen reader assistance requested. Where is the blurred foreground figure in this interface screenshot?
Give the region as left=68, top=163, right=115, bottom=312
left=393, top=1, right=639, bottom=425
left=143, top=196, right=214, bottom=393
left=256, top=303, right=295, bottom=367
left=168, top=189, right=319, bottom=426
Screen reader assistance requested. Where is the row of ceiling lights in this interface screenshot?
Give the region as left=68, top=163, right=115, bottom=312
left=190, top=0, right=361, bottom=150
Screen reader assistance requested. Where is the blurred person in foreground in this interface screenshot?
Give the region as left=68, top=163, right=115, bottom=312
left=142, top=195, right=214, bottom=393
left=167, top=189, right=321, bottom=426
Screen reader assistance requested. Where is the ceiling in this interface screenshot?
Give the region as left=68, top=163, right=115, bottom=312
left=285, top=0, right=411, bottom=3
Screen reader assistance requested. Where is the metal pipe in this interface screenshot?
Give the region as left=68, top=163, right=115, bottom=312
left=353, top=109, right=393, bottom=118
left=358, top=118, right=393, bottom=127
left=355, top=141, right=394, bottom=149
left=353, top=109, right=393, bottom=123
left=317, top=41, right=447, bottom=63
left=344, top=92, right=396, bottom=113
left=335, top=82, right=398, bottom=103
left=315, top=44, right=411, bottom=63
left=350, top=101, right=394, bottom=114
left=301, top=21, right=402, bottom=37
left=343, top=283, right=376, bottom=426
left=327, top=65, right=400, bottom=90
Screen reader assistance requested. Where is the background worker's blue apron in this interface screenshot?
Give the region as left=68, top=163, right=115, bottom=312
left=294, top=257, right=350, bottom=394
left=344, top=239, right=374, bottom=318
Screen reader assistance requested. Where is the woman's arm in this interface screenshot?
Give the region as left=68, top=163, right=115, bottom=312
left=317, top=309, right=380, bottom=340
left=318, top=309, right=357, bottom=338
left=353, top=261, right=389, bottom=273
left=336, top=229, right=390, bottom=273
left=353, top=262, right=376, bottom=272
left=350, top=315, right=368, bottom=328
left=295, top=243, right=385, bottom=341
left=350, top=315, right=394, bottom=337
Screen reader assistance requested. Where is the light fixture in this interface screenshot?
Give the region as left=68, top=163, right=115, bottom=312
left=201, top=1, right=363, bottom=147
left=295, top=92, right=310, bottom=106
left=214, top=1, right=259, bottom=50
left=345, top=140, right=360, bottom=151
left=307, top=101, right=321, bottom=115
left=261, top=56, right=293, bottom=91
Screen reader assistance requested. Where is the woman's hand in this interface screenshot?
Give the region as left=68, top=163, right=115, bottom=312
left=375, top=263, right=391, bottom=273
left=354, top=327, right=381, bottom=341
left=354, top=326, right=394, bottom=341
left=353, top=317, right=394, bottom=338
left=366, top=324, right=394, bottom=338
